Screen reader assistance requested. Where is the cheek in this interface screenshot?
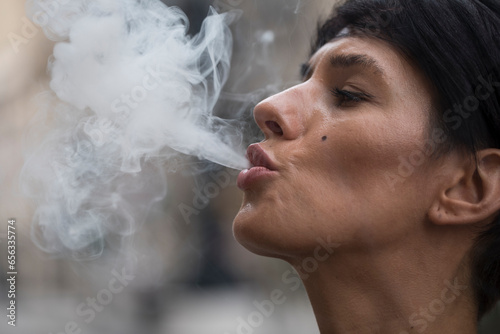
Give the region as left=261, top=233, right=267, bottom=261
left=317, top=115, right=427, bottom=190
left=296, top=116, right=433, bottom=240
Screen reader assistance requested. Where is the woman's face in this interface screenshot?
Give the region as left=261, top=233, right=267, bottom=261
left=233, top=36, right=446, bottom=259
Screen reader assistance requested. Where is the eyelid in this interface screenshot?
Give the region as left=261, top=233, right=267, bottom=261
left=301, top=60, right=380, bottom=104
left=343, top=88, right=373, bottom=99
left=334, top=86, right=374, bottom=98
left=331, top=87, right=375, bottom=107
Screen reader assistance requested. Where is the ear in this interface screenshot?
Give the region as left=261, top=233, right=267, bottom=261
left=428, top=149, right=500, bottom=226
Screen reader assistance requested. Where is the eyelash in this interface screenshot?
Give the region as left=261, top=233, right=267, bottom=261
left=331, top=88, right=371, bottom=107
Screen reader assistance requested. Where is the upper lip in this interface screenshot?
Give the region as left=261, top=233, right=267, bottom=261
left=246, top=144, right=277, bottom=171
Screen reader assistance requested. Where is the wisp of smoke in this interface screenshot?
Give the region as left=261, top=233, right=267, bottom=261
left=21, top=0, right=249, bottom=259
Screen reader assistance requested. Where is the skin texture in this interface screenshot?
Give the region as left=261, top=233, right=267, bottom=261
left=232, top=36, right=500, bottom=333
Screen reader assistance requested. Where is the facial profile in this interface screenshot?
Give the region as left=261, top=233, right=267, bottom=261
left=234, top=35, right=443, bottom=260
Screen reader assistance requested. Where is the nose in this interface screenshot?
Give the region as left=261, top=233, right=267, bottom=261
left=253, top=86, right=306, bottom=141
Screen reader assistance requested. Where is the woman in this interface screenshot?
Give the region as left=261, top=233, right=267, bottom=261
left=233, top=0, right=500, bottom=333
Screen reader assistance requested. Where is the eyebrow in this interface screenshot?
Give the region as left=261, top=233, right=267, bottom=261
left=301, top=53, right=386, bottom=79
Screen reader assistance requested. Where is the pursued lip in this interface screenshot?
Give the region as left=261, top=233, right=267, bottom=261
left=246, top=144, right=277, bottom=171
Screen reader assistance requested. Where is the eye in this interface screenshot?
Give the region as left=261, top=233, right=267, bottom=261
left=331, top=88, right=372, bottom=107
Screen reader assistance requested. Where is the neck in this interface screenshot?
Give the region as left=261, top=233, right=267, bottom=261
left=290, top=235, right=478, bottom=334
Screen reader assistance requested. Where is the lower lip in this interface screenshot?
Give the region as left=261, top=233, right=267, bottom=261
left=237, top=167, right=278, bottom=190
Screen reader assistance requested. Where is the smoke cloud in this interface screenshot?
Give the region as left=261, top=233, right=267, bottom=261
left=21, top=0, right=248, bottom=259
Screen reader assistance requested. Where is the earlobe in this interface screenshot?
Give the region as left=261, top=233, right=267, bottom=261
left=428, top=149, right=500, bottom=226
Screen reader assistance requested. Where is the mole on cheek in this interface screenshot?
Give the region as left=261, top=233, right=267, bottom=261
left=322, top=136, right=327, bottom=141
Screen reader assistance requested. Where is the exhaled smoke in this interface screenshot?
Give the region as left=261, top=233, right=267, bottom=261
left=21, top=0, right=248, bottom=259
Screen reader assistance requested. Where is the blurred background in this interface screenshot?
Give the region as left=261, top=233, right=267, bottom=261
left=0, top=0, right=499, bottom=334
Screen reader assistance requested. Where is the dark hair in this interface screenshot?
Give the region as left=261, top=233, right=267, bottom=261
left=312, top=0, right=500, bottom=320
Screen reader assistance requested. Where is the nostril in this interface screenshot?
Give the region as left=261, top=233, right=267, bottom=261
left=265, top=121, right=284, bottom=136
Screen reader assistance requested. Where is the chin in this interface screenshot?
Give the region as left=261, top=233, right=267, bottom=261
left=232, top=208, right=276, bottom=257
left=232, top=204, right=307, bottom=261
